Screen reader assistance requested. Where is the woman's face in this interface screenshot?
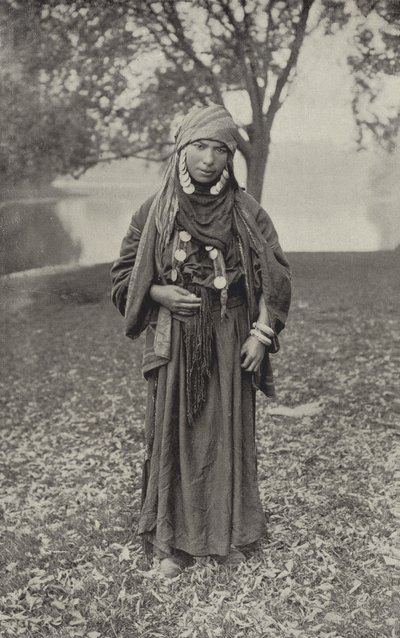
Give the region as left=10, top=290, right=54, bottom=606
left=185, top=139, right=228, bottom=183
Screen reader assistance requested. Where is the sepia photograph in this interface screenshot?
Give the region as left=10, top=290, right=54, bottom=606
left=1, top=1, right=399, bottom=637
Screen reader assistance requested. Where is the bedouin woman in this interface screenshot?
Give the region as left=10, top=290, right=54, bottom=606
left=111, top=104, right=291, bottom=578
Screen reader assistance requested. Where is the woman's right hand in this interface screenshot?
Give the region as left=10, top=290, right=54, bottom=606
left=149, top=284, right=201, bottom=315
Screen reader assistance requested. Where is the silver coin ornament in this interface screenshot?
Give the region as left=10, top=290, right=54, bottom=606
left=205, top=245, right=213, bottom=251
left=214, top=276, right=227, bottom=289
left=209, top=248, right=218, bottom=260
left=179, top=230, right=191, bottom=242
left=170, top=268, right=178, bottom=282
left=175, top=248, right=187, bottom=262
left=182, top=183, right=195, bottom=194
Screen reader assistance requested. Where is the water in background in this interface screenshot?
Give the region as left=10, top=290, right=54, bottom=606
left=0, top=184, right=152, bottom=275
left=2, top=141, right=397, bottom=275
left=0, top=198, right=82, bottom=275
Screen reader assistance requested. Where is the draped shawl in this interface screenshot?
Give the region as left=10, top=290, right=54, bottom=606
left=111, top=189, right=291, bottom=398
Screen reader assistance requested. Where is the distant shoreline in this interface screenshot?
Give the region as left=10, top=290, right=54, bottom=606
left=1, top=249, right=398, bottom=282
left=0, top=191, right=87, bottom=209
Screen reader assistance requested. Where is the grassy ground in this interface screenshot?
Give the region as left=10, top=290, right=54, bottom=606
left=0, top=252, right=399, bottom=638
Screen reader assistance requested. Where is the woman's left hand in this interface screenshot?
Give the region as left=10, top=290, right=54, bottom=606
left=240, top=336, right=268, bottom=372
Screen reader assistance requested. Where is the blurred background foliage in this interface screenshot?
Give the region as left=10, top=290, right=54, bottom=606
left=0, top=0, right=399, bottom=199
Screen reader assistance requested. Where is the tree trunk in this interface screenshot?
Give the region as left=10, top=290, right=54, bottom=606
left=244, top=139, right=269, bottom=203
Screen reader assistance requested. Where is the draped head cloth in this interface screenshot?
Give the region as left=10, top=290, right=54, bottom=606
left=175, top=103, right=240, bottom=154
left=153, top=104, right=240, bottom=253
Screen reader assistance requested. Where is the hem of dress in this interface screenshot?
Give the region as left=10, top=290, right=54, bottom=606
left=139, top=528, right=267, bottom=558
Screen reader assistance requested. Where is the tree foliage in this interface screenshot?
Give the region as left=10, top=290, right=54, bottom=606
left=349, top=0, right=400, bottom=152
left=0, top=0, right=399, bottom=198
left=0, top=1, right=110, bottom=188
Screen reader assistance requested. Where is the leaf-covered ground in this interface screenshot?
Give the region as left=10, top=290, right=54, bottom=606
left=0, top=252, right=399, bottom=638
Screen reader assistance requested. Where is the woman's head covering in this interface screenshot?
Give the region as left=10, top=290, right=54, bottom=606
left=175, top=104, right=240, bottom=155
left=153, top=104, right=240, bottom=251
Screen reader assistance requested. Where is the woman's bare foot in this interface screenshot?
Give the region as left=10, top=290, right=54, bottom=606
left=159, top=556, right=183, bottom=578
left=215, top=547, right=246, bottom=565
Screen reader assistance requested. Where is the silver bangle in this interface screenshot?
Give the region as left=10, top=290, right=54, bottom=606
left=252, top=321, right=275, bottom=337
left=250, top=328, right=271, bottom=346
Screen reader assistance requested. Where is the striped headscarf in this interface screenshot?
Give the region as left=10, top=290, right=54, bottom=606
left=175, top=103, right=240, bottom=154
left=154, top=104, right=240, bottom=254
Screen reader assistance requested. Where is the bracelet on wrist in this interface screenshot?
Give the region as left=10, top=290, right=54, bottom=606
left=252, top=321, right=275, bottom=338
left=250, top=328, right=271, bottom=346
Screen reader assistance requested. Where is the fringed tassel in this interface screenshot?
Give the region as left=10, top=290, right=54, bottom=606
left=217, top=251, right=228, bottom=319
left=220, top=287, right=228, bottom=318
left=182, top=284, right=213, bottom=425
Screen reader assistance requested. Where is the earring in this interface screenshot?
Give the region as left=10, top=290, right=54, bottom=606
left=210, top=167, right=229, bottom=195
left=179, top=150, right=195, bottom=194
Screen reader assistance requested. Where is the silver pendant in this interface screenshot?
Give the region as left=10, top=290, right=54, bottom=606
left=170, top=268, right=178, bottom=282
left=214, top=276, right=227, bottom=289
left=179, top=230, right=191, bottom=242
left=182, top=183, right=195, bottom=194
left=175, top=248, right=187, bottom=262
left=209, top=248, right=218, bottom=260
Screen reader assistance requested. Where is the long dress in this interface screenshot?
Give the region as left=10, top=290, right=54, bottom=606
left=138, top=231, right=267, bottom=557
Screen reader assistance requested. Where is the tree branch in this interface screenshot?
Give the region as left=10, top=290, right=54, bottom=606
left=259, top=0, right=284, bottom=100
left=217, top=0, right=264, bottom=129
left=265, top=0, right=315, bottom=130
left=161, top=1, right=224, bottom=103
left=69, top=141, right=175, bottom=178
left=236, top=131, right=252, bottom=159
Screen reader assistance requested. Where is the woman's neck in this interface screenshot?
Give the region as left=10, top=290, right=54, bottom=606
left=191, top=178, right=219, bottom=194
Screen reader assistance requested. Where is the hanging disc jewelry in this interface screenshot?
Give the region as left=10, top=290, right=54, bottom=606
left=170, top=268, right=178, bottom=282
left=210, top=164, right=229, bottom=195
left=214, top=276, right=227, bottom=289
left=175, top=248, right=187, bottom=262
left=205, top=245, right=213, bottom=251
left=179, top=150, right=187, bottom=167
left=182, top=183, right=195, bottom=194
left=209, top=248, right=218, bottom=260
left=179, top=149, right=195, bottom=194
left=179, top=230, right=191, bottom=242
left=210, top=183, right=220, bottom=195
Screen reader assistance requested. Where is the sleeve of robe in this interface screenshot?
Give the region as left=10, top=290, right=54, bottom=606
left=254, top=204, right=291, bottom=337
left=110, top=195, right=156, bottom=329
left=240, top=191, right=291, bottom=337
left=238, top=191, right=291, bottom=398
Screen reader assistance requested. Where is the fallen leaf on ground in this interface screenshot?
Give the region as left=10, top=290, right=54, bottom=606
left=267, top=401, right=323, bottom=417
